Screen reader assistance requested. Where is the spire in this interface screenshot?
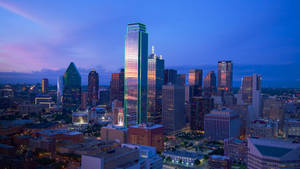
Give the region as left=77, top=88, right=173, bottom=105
left=152, top=45, right=155, bottom=54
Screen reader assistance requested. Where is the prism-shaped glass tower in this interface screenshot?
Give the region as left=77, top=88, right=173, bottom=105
left=124, top=23, right=148, bottom=127
left=63, top=62, right=81, bottom=113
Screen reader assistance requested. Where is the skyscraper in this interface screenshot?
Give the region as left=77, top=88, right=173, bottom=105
left=148, top=46, right=164, bottom=124
left=42, top=78, right=48, bottom=94
left=124, top=23, right=148, bottom=127
left=240, top=74, right=261, bottom=104
left=162, top=84, right=185, bottom=134
left=217, top=61, right=233, bottom=96
left=204, top=71, right=216, bottom=96
left=164, top=69, right=177, bottom=85
left=176, top=74, right=186, bottom=86
left=57, top=76, right=63, bottom=105
left=188, top=69, right=202, bottom=87
left=110, top=69, right=124, bottom=105
left=190, top=96, right=214, bottom=131
left=63, top=62, right=81, bottom=113
left=88, top=69, right=99, bottom=106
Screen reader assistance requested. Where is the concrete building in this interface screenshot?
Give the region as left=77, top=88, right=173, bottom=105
left=190, top=96, right=213, bottom=131
left=204, top=108, right=240, bottom=140
left=285, top=119, right=300, bottom=138
left=224, top=138, right=248, bottom=164
left=42, top=78, right=48, bottom=94
left=81, top=146, right=140, bottom=169
left=248, top=138, right=300, bottom=169
left=101, top=125, right=128, bottom=144
left=128, top=123, right=164, bottom=152
left=163, top=150, right=203, bottom=167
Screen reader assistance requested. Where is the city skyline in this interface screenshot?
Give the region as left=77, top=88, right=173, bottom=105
left=0, top=1, right=299, bottom=75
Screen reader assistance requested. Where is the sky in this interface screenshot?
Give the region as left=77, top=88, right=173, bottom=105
left=0, top=0, right=299, bottom=87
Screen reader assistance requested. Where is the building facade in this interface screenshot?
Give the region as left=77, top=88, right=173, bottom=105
left=204, top=108, right=240, bottom=140
left=62, top=62, right=81, bottom=113
left=147, top=46, right=164, bottom=124
left=190, top=96, right=213, bottom=131
left=124, top=23, right=148, bottom=127
left=217, top=60, right=233, bottom=96
left=162, top=84, right=185, bottom=134
left=203, top=71, right=216, bottom=97
left=42, top=78, right=48, bottom=94
left=109, top=69, right=124, bottom=105
left=88, top=69, right=99, bottom=106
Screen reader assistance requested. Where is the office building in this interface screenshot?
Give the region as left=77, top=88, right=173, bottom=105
left=263, top=96, right=285, bottom=121
left=208, top=155, right=232, bottom=169
left=204, top=71, right=216, bottom=96
left=101, top=125, right=128, bottom=144
left=248, top=138, right=300, bottom=169
left=122, top=144, right=163, bottom=169
left=188, top=69, right=202, bottom=87
left=88, top=69, right=99, bottom=106
left=285, top=119, right=300, bottom=138
left=99, top=87, right=109, bottom=106
left=224, top=138, right=248, bottom=164
left=124, top=23, right=148, bottom=126
left=42, top=78, right=48, bottom=94
left=164, top=69, right=177, bottom=85
left=177, top=74, right=186, bottom=86
left=147, top=46, right=164, bottom=124
left=110, top=69, right=124, bottom=105
left=248, top=119, right=279, bottom=138
left=190, top=96, right=213, bottom=131
left=81, top=146, right=140, bottom=169
left=34, top=96, right=55, bottom=109
left=162, top=84, right=185, bottom=134
left=128, top=123, right=164, bottom=152
left=204, top=108, right=240, bottom=140
left=62, top=62, right=81, bottom=113
left=72, top=111, right=89, bottom=126
left=217, top=60, right=233, bottom=96
left=81, top=91, right=88, bottom=110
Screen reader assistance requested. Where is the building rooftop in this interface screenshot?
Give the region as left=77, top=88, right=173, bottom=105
left=102, top=125, right=128, bottom=131
left=210, top=155, right=230, bottom=160
left=0, top=120, right=33, bottom=129
left=129, top=123, right=163, bottom=130
left=35, top=128, right=82, bottom=136
left=249, top=138, right=300, bottom=158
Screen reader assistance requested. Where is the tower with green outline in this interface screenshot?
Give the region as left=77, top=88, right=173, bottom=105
left=124, top=23, right=148, bottom=127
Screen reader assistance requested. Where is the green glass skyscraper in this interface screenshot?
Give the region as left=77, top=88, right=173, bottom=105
left=63, top=62, right=81, bottom=113
left=124, top=23, right=148, bottom=127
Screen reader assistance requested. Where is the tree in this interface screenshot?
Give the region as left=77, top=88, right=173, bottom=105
left=166, top=156, right=172, bottom=162
left=194, top=159, right=200, bottom=165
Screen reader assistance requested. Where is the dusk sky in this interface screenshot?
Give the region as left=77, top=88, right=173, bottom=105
left=0, top=0, right=299, bottom=86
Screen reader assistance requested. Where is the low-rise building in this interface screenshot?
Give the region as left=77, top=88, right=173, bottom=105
left=248, top=119, right=279, bottom=138
left=81, top=146, right=140, bottom=169
left=128, top=123, right=164, bottom=152
left=34, top=128, right=83, bottom=143
left=224, top=138, right=248, bottom=164
left=285, top=119, right=300, bottom=138
left=248, top=138, right=300, bottom=169
left=101, top=125, right=128, bottom=144
left=122, top=144, right=163, bottom=169
left=208, top=155, right=231, bottom=169
left=162, top=150, right=203, bottom=167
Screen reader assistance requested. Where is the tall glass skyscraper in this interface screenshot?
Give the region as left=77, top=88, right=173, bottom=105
left=124, top=23, right=148, bottom=127
left=217, top=60, right=233, bottom=96
left=88, top=69, right=99, bottom=106
left=63, top=62, right=81, bottom=113
left=148, top=46, right=164, bottom=124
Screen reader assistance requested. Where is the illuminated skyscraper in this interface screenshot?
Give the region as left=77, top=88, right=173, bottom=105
left=88, top=69, right=99, bottom=106
left=240, top=74, right=261, bottom=104
left=110, top=69, right=124, bottom=105
left=124, top=23, right=148, bottom=127
left=63, top=62, right=81, bottom=113
left=188, top=69, right=202, bottom=87
left=204, top=71, right=217, bottom=96
left=217, top=60, right=233, bottom=96
left=148, top=46, right=164, bottom=124
left=42, top=78, right=48, bottom=94
left=176, top=74, right=186, bottom=86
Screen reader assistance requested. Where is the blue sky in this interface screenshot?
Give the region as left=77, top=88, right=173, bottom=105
left=0, top=0, right=299, bottom=87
